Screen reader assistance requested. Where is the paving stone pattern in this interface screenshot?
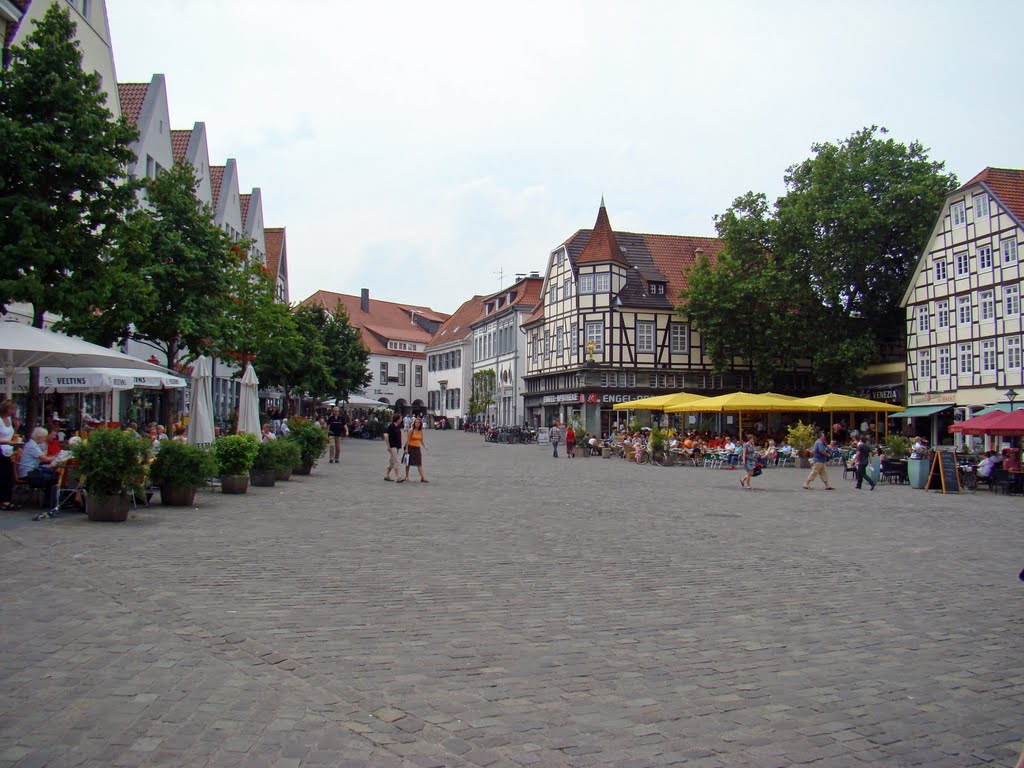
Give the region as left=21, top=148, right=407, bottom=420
left=1, top=432, right=1023, bottom=767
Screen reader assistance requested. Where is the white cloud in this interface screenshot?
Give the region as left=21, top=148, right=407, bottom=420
left=107, top=0, right=1024, bottom=313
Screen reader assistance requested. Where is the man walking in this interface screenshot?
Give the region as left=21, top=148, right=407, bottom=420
left=802, top=430, right=835, bottom=490
left=326, top=406, right=346, bottom=464
left=383, top=413, right=403, bottom=481
left=854, top=437, right=876, bottom=491
left=549, top=421, right=562, bottom=459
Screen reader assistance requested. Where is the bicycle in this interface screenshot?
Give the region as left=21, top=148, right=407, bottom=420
left=959, top=463, right=977, bottom=493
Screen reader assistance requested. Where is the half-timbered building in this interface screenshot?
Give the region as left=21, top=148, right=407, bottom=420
left=522, top=201, right=814, bottom=435
left=901, top=167, right=1024, bottom=445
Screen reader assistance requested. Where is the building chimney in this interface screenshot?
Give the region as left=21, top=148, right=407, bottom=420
left=360, top=288, right=369, bottom=313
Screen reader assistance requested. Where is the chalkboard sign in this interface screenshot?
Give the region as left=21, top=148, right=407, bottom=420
left=925, top=450, right=960, bottom=494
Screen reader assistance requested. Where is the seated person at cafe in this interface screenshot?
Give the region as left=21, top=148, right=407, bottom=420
left=18, top=427, right=59, bottom=504
left=1003, top=449, right=1022, bottom=472
left=911, top=436, right=929, bottom=459
left=977, top=451, right=1001, bottom=479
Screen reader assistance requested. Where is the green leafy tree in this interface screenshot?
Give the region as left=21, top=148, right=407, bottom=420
left=468, top=369, right=495, bottom=418
left=259, top=304, right=332, bottom=413
left=291, top=303, right=371, bottom=406
left=680, top=126, right=957, bottom=391
left=0, top=5, right=139, bottom=425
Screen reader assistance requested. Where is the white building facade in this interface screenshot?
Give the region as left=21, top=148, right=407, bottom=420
left=425, top=295, right=485, bottom=425
left=902, top=167, right=1024, bottom=446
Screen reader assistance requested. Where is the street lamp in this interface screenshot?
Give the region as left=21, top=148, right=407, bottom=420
left=1005, top=388, right=1019, bottom=412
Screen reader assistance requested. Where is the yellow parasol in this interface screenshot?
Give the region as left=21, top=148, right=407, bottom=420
left=665, top=391, right=797, bottom=435
left=787, top=393, right=905, bottom=444
left=612, top=392, right=706, bottom=412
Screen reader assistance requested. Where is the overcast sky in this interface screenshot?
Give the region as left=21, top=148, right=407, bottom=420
left=106, top=0, right=1024, bottom=315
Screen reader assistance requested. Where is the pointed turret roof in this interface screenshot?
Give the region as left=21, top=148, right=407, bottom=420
left=575, top=199, right=629, bottom=266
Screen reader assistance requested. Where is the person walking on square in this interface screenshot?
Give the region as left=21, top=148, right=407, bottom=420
left=383, top=413, right=403, bottom=481
left=740, top=434, right=758, bottom=490
left=325, top=405, right=346, bottom=463
left=398, top=416, right=428, bottom=483
left=803, top=430, right=835, bottom=490
left=565, top=424, right=576, bottom=459
left=549, top=421, right=562, bottom=458
left=855, top=437, right=876, bottom=491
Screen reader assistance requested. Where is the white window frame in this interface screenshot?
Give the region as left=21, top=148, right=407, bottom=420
left=959, top=343, right=973, bottom=374
left=555, top=325, right=563, bottom=356
left=981, top=339, right=996, bottom=373
left=1003, top=237, right=1018, bottom=264
left=955, top=251, right=970, bottom=276
left=1005, top=286, right=1020, bottom=317
left=670, top=323, right=688, bottom=354
left=918, top=349, right=931, bottom=380
left=957, top=296, right=971, bottom=325
left=917, top=307, right=930, bottom=333
left=980, top=291, right=995, bottom=321
left=595, top=273, right=610, bottom=292
left=379, top=362, right=388, bottom=385
left=570, top=323, right=578, bottom=355
left=580, top=274, right=594, bottom=294
left=938, top=346, right=951, bottom=377
left=585, top=321, right=604, bottom=352
left=934, top=259, right=947, bottom=281
left=951, top=201, right=966, bottom=226
left=1008, top=337, right=1022, bottom=369
left=636, top=321, right=655, bottom=353
left=936, top=300, right=949, bottom=329
left=563, top=278, right=572, bottom=298
left=973, top=193, right=989, bottom=220
left=397, top=364, right=406, bottom=386
left=978, top=245, right=993, bottom=270
left=549, top=285, right=558, bottom=304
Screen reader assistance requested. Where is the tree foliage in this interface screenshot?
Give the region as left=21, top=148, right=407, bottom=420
left=293, top=303, right=372, bottom=402
left=679, top=126, right=957, bottom=391
left=469, top=369, right=496, bottom=417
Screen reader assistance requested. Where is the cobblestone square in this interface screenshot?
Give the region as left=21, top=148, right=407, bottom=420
left=1, top=432, right=1023, bottom=767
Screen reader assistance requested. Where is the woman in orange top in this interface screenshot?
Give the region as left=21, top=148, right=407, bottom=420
left=398, top=416, right=428, bottom=483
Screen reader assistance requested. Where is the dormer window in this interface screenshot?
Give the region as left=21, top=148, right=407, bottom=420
left=507, top=291, right=516, bottom=303
left=485, top=303, right=494, bottom=314
left=648, top=281, right=666, bottom=295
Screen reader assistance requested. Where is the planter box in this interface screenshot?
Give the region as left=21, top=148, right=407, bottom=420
left=250, top=469, right=276, bottom=487
left=908, top=458, right=929, bottom=489
left=292, top=460, right=314, bottom=476
left=274, top=466, right=292, bottom=482
left=220, top=474, right=249, bottom=494
left=88, top=493, right=130, bottom=522
left=160, top=483, right=196, bottom=507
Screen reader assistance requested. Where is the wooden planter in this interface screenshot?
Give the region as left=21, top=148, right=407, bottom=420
left=274, top=466, right=293, bottom=481
left=249, top=468, right=277, bottom=487
left=87, top=493, right=130, bottom=522
left=220, top=474, right=249, bottom=494
left=160, top=483, right=196, bottom=506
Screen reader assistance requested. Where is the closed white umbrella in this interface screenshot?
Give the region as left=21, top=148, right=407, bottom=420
left=187, top=356, right=215, bottom=446
left=0, top=321, right=168, bottom=399
left=236, top=363, right=261, bottom=437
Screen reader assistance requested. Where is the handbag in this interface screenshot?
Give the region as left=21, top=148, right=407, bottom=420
left=402, top=451, right=410, bottom=466
left=753, top=462, right=763, bottom=477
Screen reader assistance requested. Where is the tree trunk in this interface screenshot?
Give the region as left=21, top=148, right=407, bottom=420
left=160, top=342, right=177, bottom=429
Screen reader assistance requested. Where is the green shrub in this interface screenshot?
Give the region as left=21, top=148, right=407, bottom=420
left=212, top=433, right=260, bottom=475
left=885, top=434, right=912, bottom=459
left=72, top=428, right=149, bottom=497
left=253, top=438, right=301, bottom=471
left=786, top=420, right=817, bottom=455
left=149, top=440, right=217, bottom=486
left=284, top=417, right=328, bottom=465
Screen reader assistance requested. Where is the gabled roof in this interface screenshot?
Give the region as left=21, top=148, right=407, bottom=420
left=264, top=227, right=285, bottom=279
left=239, top=193, right=251, bottom=226
left=117, top=82, right=148, bottom=125
left=575, top=199, right=629, bottom=267
left=470, top=275, right=544, bottom=327
left=963, top=167, right=1024, bottom=223
left=170, top=129, right=191, bottom=162
left=209, top=165, right=224, bottom=209
left=299, top=290, right=449, bottom=357
left=430, top=295, right=486, bottom=346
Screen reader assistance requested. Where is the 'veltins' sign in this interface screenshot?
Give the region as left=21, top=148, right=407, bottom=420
left=52, top=377, right=88, bottom=386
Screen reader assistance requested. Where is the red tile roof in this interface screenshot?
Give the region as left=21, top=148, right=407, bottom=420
left=209, top=165, right=224, bottom=209
left=264, top=227, right=285, bottom=278
left=431, top=295, right=486, bottom=345
left=963, top=167, right=1024, bottom=223
left=239, top=193, right=251, bottom=226
left=640, top=233, right=725, bottom=297
left=117, top=82, right=148, bottom=126
left=170, top=129, right=192, bottom=162
left=299, top=290, right=450, bottom=357
left=575, top=200, right=629, bottom=267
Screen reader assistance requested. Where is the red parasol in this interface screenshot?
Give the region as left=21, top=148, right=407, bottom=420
left=948, top=409, right=1024, bottom=436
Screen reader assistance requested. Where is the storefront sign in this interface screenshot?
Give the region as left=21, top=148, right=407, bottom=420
left=542, top=393, right=580, bottom=404
left=910, top=393, right=956, bottom=404
left=601, top=393, right=642, bottom=403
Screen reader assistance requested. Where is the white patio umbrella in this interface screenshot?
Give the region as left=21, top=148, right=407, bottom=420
left=0, top=321, right=168, bottom=399
left=236, top=363, right=261, bottom=437
left=187, top=356, right=215, bottom=446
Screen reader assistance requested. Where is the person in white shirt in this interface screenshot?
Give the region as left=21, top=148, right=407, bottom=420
left=977, top=451, right=1000, bottom=478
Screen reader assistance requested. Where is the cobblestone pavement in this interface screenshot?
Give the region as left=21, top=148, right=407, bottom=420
left=2, top=432, right=1023, bottom=768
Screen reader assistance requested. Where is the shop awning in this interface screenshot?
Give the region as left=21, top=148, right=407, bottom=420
left=972, top=403, right=1013, bottom=417
left=892, top=404, right=952, bottom=419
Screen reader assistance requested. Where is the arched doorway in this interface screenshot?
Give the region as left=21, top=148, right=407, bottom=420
left=394, top=398, right=407, bottom=416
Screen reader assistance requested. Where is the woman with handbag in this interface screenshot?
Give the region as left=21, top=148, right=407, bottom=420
left=397, top=416, right=428, bottom=483
left=740, top=434, right=759, bottom=491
